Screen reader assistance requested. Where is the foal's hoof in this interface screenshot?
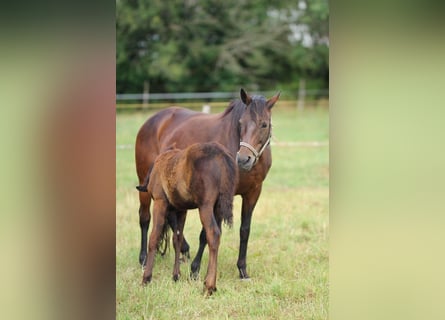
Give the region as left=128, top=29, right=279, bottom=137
left=173, top=274, right=180, bottom=282
left=141, top=275, right=152, bottom=286
left=204, top=286, right=217, bottom=297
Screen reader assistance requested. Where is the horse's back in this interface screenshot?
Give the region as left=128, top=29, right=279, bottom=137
left=135, top=107, right=200, bottom=182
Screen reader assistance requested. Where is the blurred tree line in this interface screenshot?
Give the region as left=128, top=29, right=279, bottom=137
left=117, top=0, right=328, bottom=93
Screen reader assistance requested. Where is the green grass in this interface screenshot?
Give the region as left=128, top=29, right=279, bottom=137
left=116, top=104, right=329, bottom=319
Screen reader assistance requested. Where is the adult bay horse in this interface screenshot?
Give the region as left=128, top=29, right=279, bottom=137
left=135, top=88, right=280, bottom=279
left=141, top=142, right=236, bottom=295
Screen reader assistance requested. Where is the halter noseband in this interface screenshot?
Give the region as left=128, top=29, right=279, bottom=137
left=238, top=128, right=272, bottom=165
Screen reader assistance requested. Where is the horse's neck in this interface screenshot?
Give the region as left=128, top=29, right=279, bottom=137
left=217, top=112, right=240, bottom=156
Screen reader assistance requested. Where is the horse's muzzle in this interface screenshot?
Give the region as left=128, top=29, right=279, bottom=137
left=236, top=152, right=255, bottom=171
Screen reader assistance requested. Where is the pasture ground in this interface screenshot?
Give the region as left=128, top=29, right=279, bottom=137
left=116, top=102, right=329, bottom=319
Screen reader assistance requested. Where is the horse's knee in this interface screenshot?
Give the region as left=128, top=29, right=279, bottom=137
left=239, top=226, right=250, bottom=240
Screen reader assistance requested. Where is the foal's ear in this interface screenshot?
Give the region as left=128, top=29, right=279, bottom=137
left=240, top=88, right=252, bottom=106
left=266, top=91, right=280, bottom=110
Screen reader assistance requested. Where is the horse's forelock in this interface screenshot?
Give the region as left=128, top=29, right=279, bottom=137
left=249, top=96, right=269, bottom=119
left=251, top=95, right=267, bottom=103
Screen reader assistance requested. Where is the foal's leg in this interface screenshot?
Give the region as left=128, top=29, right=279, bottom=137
left=138, top=191, right=151, bottom=266
left=142, top=200, right=167, bottom=284
left=172, top=210, right=186, bottom=281
left=199, top=205, right=221, bottom=296
left=190, top=206, right=225, bottom=278
left=237, top=187, right=262, bottom=279
left=168, top=212, right=190, bottom=258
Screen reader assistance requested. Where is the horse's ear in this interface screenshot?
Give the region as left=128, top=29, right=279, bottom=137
left=266, top=91, right=280, bottom=110
left=240, top=88, right=252, bottom=106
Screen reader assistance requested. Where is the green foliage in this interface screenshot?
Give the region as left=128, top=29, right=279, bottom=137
left=117, top=0, right=329, bottom=93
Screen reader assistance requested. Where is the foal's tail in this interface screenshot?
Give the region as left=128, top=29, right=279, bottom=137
left=135, top=167, right=170, bottom=255
left=157, top=220, right=170, bottom=256
left=216, top=153, right=237, bottom=228
left=136, top=166, right=152, bottom=192
left=216, top=193, right=234, bottom=228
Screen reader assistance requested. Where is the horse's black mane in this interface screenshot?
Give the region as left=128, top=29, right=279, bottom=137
left=222, top=96, right=267, bottom=119
left=221, top=99, right=245, bottom=119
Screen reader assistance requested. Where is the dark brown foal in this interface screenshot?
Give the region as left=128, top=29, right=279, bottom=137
left=141, top=142, right=236, bottom=295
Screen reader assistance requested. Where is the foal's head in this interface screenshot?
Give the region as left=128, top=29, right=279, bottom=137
left=237, top=88, right=280, bottom=171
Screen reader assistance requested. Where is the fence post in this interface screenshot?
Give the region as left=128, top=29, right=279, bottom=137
left=297, top=78, right=306, bottom=111
left=202, top=104, right=211, bottom=113
left=142, top=80, right=149, bottom=108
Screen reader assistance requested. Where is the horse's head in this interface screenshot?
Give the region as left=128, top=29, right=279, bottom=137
left=237, top=88, right=280, bottom=171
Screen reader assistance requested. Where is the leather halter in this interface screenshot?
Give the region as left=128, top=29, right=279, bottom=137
left=238, top=127, right=272, bottom=166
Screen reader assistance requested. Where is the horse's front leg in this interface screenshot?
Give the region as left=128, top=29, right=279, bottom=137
left=237, top=187, right=262, bottom=279
left=138, top=191, right=151, bottom=266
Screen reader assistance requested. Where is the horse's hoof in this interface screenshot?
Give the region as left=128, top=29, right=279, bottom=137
left=139, top=254, right=147, bottom=266
left=190, top=262, right=200, bottom=277
left=238, top=269, right=250, bottom=280
left=190, top=271, right=199, bottom=281
left=173, top=274, right=179, bottom=282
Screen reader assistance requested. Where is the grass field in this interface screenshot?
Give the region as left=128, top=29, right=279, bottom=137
left=116, top=103, right=329, bottom=319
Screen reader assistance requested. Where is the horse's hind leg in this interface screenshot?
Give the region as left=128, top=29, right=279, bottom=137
left=172, top=210, right=186, bottom=281
left=138, top=191, right=151, bottom=265
left=167, top=213, right=190, bottom=259
left=190, top=227, right=207, bottom=279
left=142, top=200, right=167, bottom=284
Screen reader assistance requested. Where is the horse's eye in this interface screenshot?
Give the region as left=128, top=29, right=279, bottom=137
left=261, top=122, right=267, bottom=128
